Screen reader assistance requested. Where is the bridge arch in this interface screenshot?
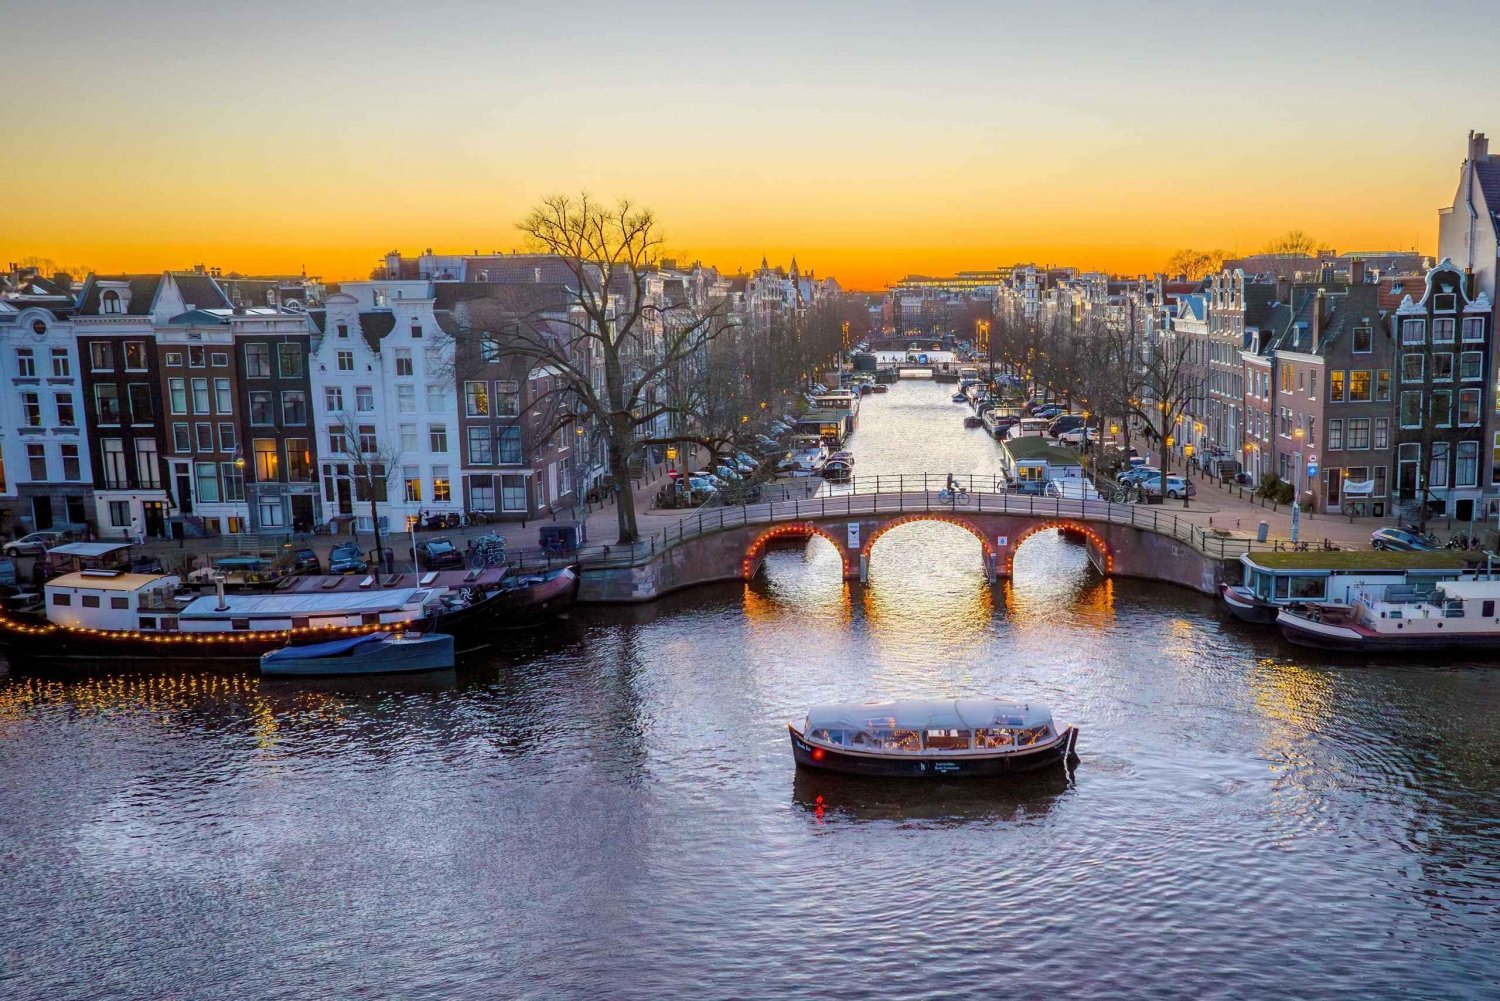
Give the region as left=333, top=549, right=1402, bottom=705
left=1005, top=520, right=1114, bottom=576
left=741, top=522, right=851, bottom=581
left=860, top=513, right=996, bottom=564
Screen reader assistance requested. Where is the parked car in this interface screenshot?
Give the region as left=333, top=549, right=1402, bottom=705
left=1047, top=415, right=1086, bottom=436
left=1139, top=475, right=1196, bottom=499
left=692, top=470, right=724, bottom=487
left=3, top=531, right=64, bottom=557
left=328, top=542, right=368, bottom=574
left=687, top=476, right=719, bottom=496
left=1370, top=527, right=1442, bottom=552
left=290, top=547, right=322, bottom=575
left=414, top=537, right=465, bottom=569
left=1057, top=427, right=1099, bottom=446
left=1118, top=466, right=1161, bottom=486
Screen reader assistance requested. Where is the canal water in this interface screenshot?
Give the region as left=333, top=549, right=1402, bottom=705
left=2, top=379, right=1497, bottom=1000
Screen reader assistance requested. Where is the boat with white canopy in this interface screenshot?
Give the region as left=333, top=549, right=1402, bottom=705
left=788, top=698, right=1079, bottom=778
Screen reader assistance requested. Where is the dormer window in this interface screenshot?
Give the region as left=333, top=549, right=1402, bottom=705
left=411, top=320, right=423, bottom=339
left=1433, top=292, right=1457, bottom=313
left=101, top=290, right=122, bottom=313
left=337, top=323, right=349, bottom=339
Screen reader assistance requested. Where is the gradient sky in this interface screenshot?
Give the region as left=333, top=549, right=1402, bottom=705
left=4, top=0, right=1496, bottom=289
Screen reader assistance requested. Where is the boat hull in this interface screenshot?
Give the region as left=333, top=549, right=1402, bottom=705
left=789, top=724, right=1078, bottom=778
left=1277, top=610, right=1500, bottom=653
left=261, top=634, right=455, bottom=677
left=1220, top=584, right=1279, bottom=624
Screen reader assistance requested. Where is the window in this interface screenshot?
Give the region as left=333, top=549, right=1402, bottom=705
left=210, top=352, right=228, bottom=367
left=222, top=462, right=245, bottom=501
left=1432, top=318, right=1455, bottom=343
left=195, top=424, right=214, bottom=452
left=1459, top=389, right=1482, bottom=427
left=258, top=500, right=285, bottom=528
left=1430, top=442, right=1450, bottom=489
left=1493, top=433, right=1500, bottom=486
left=51, top=349, right=70, bottom=377
left=168, top=378, right=187, bottom=414
left=1327, top=420, right=1343, bottom=451
left=427, top=384, right=446, bottom=411
left=328, top=425, right=349, bottom=455
left=94, top=384, right=121, bottom=423
left=124, top=341, right=147, bottom=371
left=244, top=343, right=271, bottom=377
left=214, top=378, right=233, bottom=413
left=410, top=320, right=423, bottom=339
left=396, top=384, right=416, bottom=413
left=1460, top=351, right=1483, bottom=381
left=429, top=424, right=448, bottom=452
left=16, top=348, right=35, bottom=377
left=469, top=476, right=495, bottom=512
left=26, top=443, right=46, bottom=480
left=89, top=342, right=114, bottom=371
left=1376, top=369, right=1391, bottom=402
left=1400, top=319, right=1425, bottom=345
left=1433, top=353, right=1455, bottom=383
left=1401, top=353, right=1423, bottom=383
left=337, top=323, right=349, bottom=339
left=400, top=425, right=419, bottom=453
left=188, top=345, right=206, bottom=368
left=135, top=439, right=160, bottom=488
left=498, top=426, right=523, bottom=464
left=1374, top=417, right=1389, bottom=450
left=1307, top=369, right=1316, bottom=401
left=495, top=381, right=520, bottom=417
left=325, top=387, right=344, bottom=411
left=1399, top=392, right=1422, bottom=429
left=61, top=444, right=79, bottom=481
left=1329, top=370, right=1344, bottom=402
left=282, top=390, right=307, bottom=425
left=1433, top=389, right=1453, bottom=428
left=1347, top=418, right=1370, bottom=450
left=355, top=386, right=374, bottom=412
left=195, top=462, right=220, bottom=502
left=21, top=392, right=41, bottom=427
left=403, top=466, right=422, bottom=502
left=336, top=350, right=355, bottom=371
left=249, top=390, right=275, bottom=425
left=124, top=383, right=151, bottom=423
left=501, top=473, right=528, bottom=512
left=173, top=423, right=192, bottom=452
left=1456, top=441, right=1479, bottom=488
left=285, top=439, right=311, bottom=481
left=52, top=592, right=72, bottom=607
left=80, top=594, right=101, bottom=609
left=218, top=423, right=236, bottom=452
left=1347, top=370, right=1371, bottom=402
left=1462, top=317, right=1486, bottom=343
left=432, top=466, right=450, bottom=502
left=358, top=425, right=377, bottom=454
left=191, top=378, right=210, bottom=414
left=277, top=343, right=303, bottom=379
left=467, top=426, right=493, bottom=464
left=464, top=381, right=489, bottom=416
left=1352, top=326, right=1372, bottom=353
left=395, top=348, right=414, bottom=376
left=253, top=438, right=279, bottom=481
left=108, top=500, right=130, bottom=526
left=481, top=332, right=502, bottom=363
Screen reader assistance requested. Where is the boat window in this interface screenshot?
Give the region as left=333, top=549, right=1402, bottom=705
left=231, top=618, right=251, bottom=630
left=139, top=616, right=156, bottom=630
left=809, top=728, right=851, bottom=746
left=924, top=729, right=971, bottom=751
left=1014, top=725, right=1051, bottom=746
left=80, top=594, right=100, bottom=608
left=110, top=596, right=128, bottom=610
left=362, top=613, right=381, bottom=625
left=1484, top=600, right=1495, bottom=618
left=292, top=616, right=309, bottom=630
left=52, top=592, right=71, bottom=606
left=865, top=728, right=921, bottom=752
left=159, top=616, right=178, bottom=632
left=974, top=728, right=1015, bottom=749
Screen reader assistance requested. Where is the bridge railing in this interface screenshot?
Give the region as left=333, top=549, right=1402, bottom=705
left=548, top=474, right=1290, bottom=574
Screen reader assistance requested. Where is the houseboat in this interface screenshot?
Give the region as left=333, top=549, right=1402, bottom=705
left=1275, top=577, right=1500, bottom=653
left=1221, top=550, right=1467, bottom=625
left=999, top=437, right=1084, bottom=495
left=788, top=698, right=1079, bottom=778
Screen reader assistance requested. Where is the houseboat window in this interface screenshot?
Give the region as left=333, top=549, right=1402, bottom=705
left=160, top=617, right=178, bottom=631
left=924, top=729, right=971, bottom=751
left=51, top=592, right=71, bottom=606
left=110, top=597, right=128, bottom=610
left=1483, top=601, right=1495, bottom=618
left=231, top=618, right=251, bottom=630
left=362, top=613, right=381, bottom=625
left=975, top=728, right=1015, bottom=749
left=139, top=616, right=156, bottom=630
left=80, top=594, right=100, bottom=608
left=1274, top=576, right=1325, bottom=600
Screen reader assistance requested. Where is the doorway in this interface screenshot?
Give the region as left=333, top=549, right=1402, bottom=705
left=174, top=463, right=194, bottom=515
left=143, top=501, right=167, bottom=539
left=291, top=494, right=315, bottom=534
left=30, top=496, right=53, bottom=530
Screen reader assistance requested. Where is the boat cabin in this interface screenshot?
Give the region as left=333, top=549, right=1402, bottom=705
left=1238, top=551, right=1465, bottom=606
left=43, top=542, right=139, bottom=578
left=1000, top=438, right=1083, bottom=492
left=801, top=699, right=1056, bottom=754
left=44, top=571, right=184, bottom=630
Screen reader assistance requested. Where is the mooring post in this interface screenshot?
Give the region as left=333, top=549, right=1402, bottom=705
left=859, top=551, right=870, bottom=583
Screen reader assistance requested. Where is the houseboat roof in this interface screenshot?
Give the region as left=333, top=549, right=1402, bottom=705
left=47, top=542, right=133, bottom=558
left=1002, top=437, right=1081, bottom=465
left=805, top=699, right=1051, bottom=733
left=274, top=569, right=510, bottom=593
left=1433, top=580, right=1500, bottom=601
left=177, top=588, right=430, bottom=619
left=45, top=571, right=171, bottom=592
left=1243, top=551, right=1465, bottom=572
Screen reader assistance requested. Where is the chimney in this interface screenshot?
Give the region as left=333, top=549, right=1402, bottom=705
left=1349, top=258, right=1366, bottom=285
left=1311, top=288, right=1327, bottom=353
left=1471, top=130, right=1490, bottom=163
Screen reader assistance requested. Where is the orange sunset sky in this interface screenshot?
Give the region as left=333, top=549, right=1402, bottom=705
left=4, top=1, right=1494, bottom=290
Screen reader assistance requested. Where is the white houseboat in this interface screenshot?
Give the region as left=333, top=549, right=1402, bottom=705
left=1276, top=578, right=1500, bottom=653
left=1221, top=550, right=1468, bottom=625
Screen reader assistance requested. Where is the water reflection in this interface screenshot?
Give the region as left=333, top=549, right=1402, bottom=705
left=792, top=767, right=1072, bottom=827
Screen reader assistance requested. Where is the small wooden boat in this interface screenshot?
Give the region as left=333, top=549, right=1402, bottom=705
left=871, top=383, right=888, bottom=393
left=963, top=415, right=983, bottom=428
left=822, top=459, right=854, bottom=482
left=789, top=698, right=1079, bottom=778
left=261, top=631, right=455, bottom=676
left=951, top=392, right=967, bottom=402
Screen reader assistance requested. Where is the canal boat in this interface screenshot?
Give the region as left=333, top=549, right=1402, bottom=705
left=1221, top=550, right=1468, bottom=624
left=822, top=459, right=854, bottom=482
left=963, top=414, right=983, bottom=428
left=788, top=698, right=1080, bottom=778
left=871, top=382, right=888, bottom=392
left=1275, top=577, right=1500, bottom=653
left=260, top=630, right=455, bottom=676
left=952, top=392, right=967, bottom=402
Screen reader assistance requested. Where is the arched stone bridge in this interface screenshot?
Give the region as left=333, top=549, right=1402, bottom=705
left=567, top=481, right=1260, bottom=603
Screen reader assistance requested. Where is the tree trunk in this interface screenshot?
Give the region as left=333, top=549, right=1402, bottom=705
left=607, top=435, right=638, bottom=545
left=370, top=493, right=384, bottom=572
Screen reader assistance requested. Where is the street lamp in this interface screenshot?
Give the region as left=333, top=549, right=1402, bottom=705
left=234, top=451, right=249, bottom=534
left=1292, top=426, right=1306, bottom=542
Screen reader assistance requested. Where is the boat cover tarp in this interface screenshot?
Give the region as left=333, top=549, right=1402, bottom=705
left=264, top=632, right=390, bottom=662
left=804, top=699, right=1051, bottom=733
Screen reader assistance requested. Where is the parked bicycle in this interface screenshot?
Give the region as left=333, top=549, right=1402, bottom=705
left=462, top=510, right=490, bottom=527
left=466, top=532, right=509, bottom=569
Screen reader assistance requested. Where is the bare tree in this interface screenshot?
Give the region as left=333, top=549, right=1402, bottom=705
left=1164, top=248, right=1227, bottom=280
left=329, top=410, right=402, bottom=567
left=1262, top=229, right=1320, bottom=258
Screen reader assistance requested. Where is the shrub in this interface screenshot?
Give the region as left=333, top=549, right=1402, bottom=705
left=1275, top=481, right=1295, bottom=506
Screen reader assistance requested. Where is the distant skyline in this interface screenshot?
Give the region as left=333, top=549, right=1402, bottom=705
left=3, top=0, right=1493, bottom=290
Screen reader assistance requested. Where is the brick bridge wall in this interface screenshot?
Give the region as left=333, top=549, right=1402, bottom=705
left=575, top=511, right=1235, bottom=603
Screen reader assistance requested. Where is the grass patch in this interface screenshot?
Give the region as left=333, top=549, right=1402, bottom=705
left=1249, top=550, right=1466, bottom=570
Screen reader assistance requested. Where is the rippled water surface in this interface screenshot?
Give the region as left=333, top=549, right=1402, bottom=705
left=2, top=380, right=1498, bottom=1000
